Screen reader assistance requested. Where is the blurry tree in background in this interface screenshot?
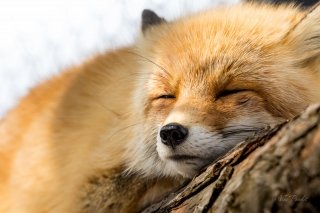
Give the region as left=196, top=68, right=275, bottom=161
left=247, top=0, right=319, bottom=7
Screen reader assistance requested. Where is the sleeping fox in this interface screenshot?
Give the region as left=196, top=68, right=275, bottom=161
left=0, top=2, right=320, bottom=213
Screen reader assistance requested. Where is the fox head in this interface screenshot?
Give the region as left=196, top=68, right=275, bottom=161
left=126, top=4, right=320, bottom=178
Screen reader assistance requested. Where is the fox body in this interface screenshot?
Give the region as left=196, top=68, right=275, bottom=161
left=1, top=3, right=320, bottom=213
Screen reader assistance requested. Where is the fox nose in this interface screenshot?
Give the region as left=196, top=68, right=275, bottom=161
left=159, top=123, right=188, bottom=148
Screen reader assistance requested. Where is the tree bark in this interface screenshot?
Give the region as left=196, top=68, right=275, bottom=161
left=143, top=104, right=320, bottom=213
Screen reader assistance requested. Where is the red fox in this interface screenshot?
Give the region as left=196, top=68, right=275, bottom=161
left=0, top=3, right=320, bottom=213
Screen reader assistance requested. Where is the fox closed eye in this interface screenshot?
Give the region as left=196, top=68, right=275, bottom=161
left=157, top=94, right=176, bottom=99
left=216, top=89, right=248, bottom=99
left=156, top=90, right=248, bottom=100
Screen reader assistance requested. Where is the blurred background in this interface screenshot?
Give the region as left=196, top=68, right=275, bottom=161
left=0, top=0, right=241, bottom=117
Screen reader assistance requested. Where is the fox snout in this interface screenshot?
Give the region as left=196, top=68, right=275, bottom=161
left=159, top=123, right=188, bottom=148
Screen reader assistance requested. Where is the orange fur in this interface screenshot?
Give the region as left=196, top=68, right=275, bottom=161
left=1, top=3, right=320, bottom=212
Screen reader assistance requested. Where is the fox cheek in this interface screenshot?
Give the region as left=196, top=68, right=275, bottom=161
left=237, top=96, right=251, bottom=105
left=234, top=93, right=266, bottom=108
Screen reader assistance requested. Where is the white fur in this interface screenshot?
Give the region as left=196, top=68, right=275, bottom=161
left=157, top=126, right=224, bottom=177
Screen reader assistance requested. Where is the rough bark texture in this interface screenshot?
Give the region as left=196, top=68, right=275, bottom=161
left=143, top=104, right=320, bottom=213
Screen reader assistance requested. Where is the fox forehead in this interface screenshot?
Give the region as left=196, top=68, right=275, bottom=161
left=141, top=5, right=304, bottom=90
left=151, top=4, right=304, bottom=55
left=146, top=5, right=304, bottom=64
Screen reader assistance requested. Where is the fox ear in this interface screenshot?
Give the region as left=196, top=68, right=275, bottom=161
left=141, top=9, right=166, bottom=34
left=286, top=3, right=320, bottom=68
